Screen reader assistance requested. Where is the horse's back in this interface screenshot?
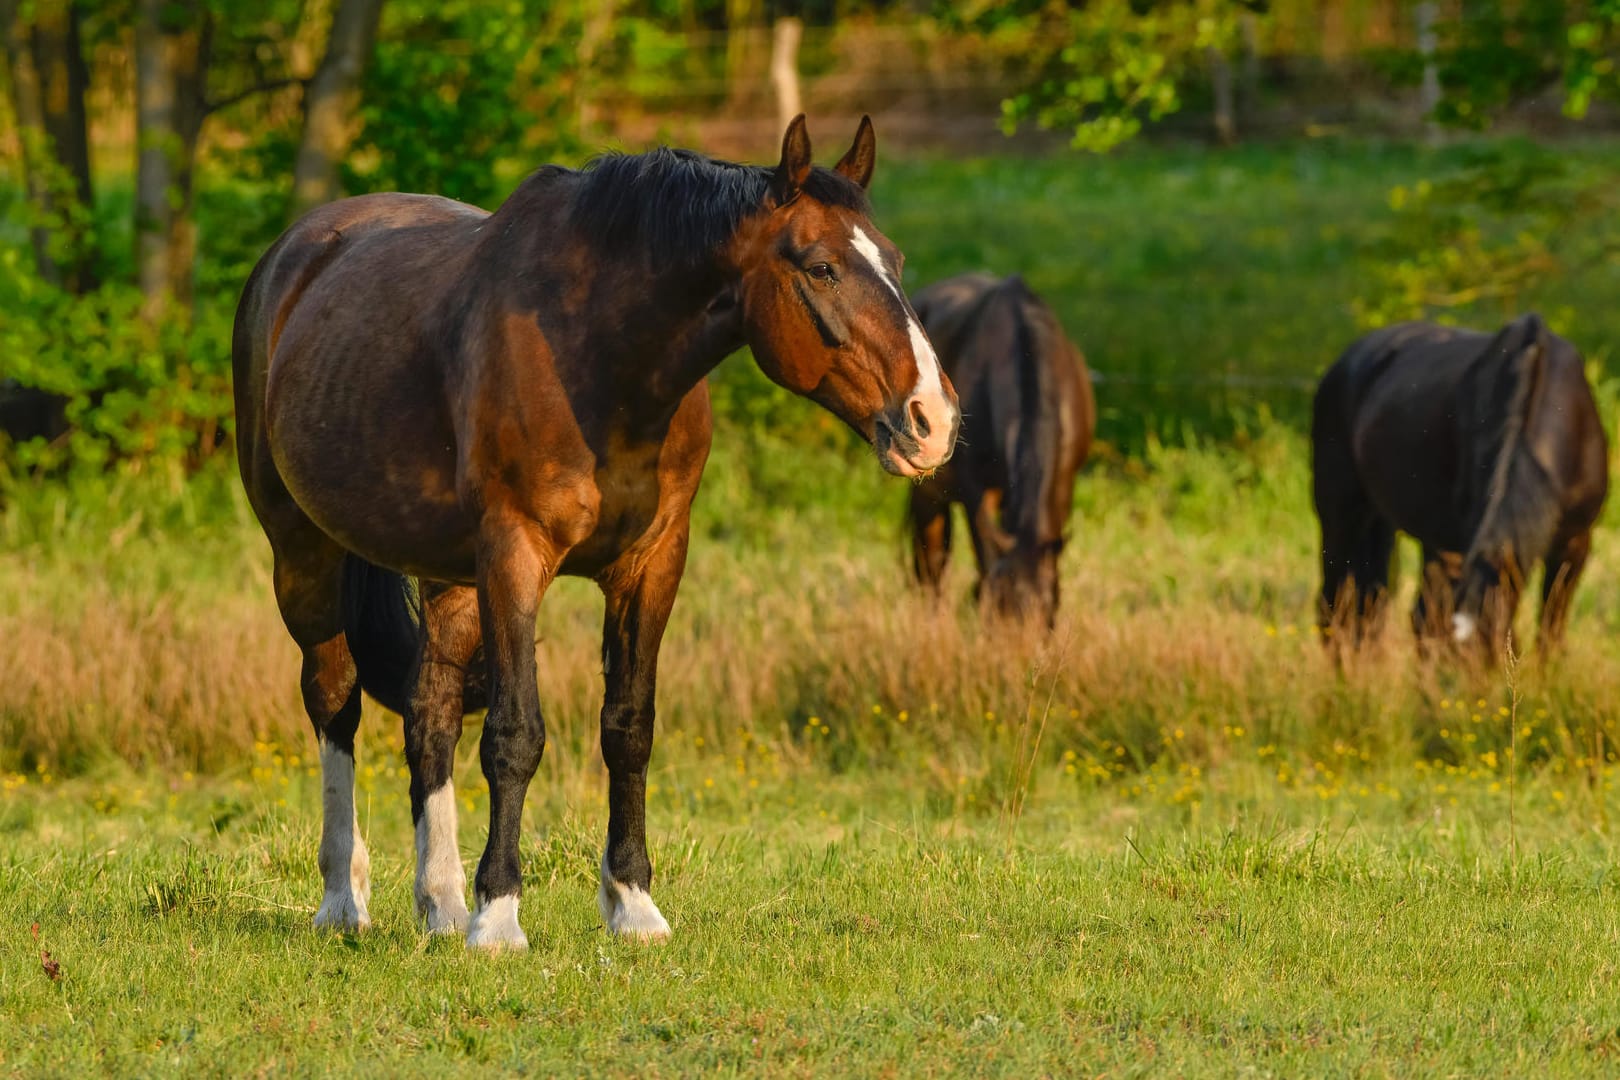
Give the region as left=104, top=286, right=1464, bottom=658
left=244, top=194, right=485, bottom=346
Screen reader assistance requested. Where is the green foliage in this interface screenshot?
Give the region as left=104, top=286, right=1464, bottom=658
left=1345, top=3, right=1620, bottom=334
left=1565, top=1, right=1620, bottom=117
left=351, top=0, right=584, bottom=207
left=1428, top=0, right=1572, bottom=129
left=0, top=256, right=233, bottom=475
left=950, top=0, right=1250, bottom=153
left=1355, top=141, right=1620, bottom=331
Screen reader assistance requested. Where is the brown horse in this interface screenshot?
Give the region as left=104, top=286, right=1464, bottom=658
left=233, top=117, right=959, bottom=950
left=1313, top=314, right=1607, bottom=658
left=906, top=273, right=1094, bottom=625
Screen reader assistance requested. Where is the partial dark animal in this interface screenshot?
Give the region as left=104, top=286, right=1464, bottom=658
left=233, top=117, right=959, bottom=950
left=906, top=273, right=1095, bottom=625
left=1312, top=314, right=1607, bottom=657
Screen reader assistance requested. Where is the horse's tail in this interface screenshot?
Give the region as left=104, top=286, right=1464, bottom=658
left=1455, top=313, right=1562, bottom=637
left=339, top=554, right=442, bottom=716
left=998, top=275, right=1063, bottom=544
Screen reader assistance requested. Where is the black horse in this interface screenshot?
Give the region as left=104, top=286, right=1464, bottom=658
left=906, top=273, right=1095, bottom=625
left=1312, top=313, right=1608, bottom=657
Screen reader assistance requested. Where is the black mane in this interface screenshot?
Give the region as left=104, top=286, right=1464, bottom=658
left=570, top=147, right=871, bottom=267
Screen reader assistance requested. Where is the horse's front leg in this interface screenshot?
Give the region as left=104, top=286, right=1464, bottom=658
left=465, top=523, right=555, bottom=951
left=595, top=525, right=689, bottom=942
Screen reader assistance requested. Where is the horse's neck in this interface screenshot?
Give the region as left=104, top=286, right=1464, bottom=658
left=586, top=270, right=741, bottom=419
left=474, top=194, right=741, bottom=425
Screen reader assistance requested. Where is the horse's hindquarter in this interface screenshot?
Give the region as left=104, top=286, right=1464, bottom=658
left=1527, top=344, right=1609, bottom=530
left=1056, top=337, right=1094, bottom=474
left=256, top=194, right=490, bottom=580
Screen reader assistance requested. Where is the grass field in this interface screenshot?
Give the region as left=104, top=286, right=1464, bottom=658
left=7, top=138, right=1620, bottom=1074
left=7, top=763, right=1620, bottom=1075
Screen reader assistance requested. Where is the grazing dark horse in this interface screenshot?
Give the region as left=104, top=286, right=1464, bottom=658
left=233, top=117, right=959, bottom=950
left=1313, top=314, right=1607, bottom=657
left=905, top=273, right=1095, bottom=625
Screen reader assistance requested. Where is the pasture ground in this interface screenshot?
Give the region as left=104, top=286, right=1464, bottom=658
left=6, top=138, right=1620, bottom=1075
left=5, top=760, right=1620, bottom=1075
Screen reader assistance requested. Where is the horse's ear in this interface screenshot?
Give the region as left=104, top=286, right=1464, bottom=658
left=772, top=114, right=813, bottom=205
left=835, top=115, right=876, bottom=190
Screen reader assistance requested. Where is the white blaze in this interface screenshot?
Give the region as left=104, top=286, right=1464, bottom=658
left=850, top=225, right=944, bottom=400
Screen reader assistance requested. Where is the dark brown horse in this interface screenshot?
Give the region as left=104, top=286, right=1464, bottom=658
left=1313, top=314, right=1607, bottom=658
left=233, top=117, right=959, bottom=950
left=906, top=273, right=1094, bottom=625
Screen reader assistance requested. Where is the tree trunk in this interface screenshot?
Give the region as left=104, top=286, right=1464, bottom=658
left=769, top=16, right=802, bottom=135
left=2, top=0, right=56, bottom=286
left=2, top=0, right=96, bottom=292
left=724, top=0, right=764, bottom=112
left=290, top=0, right=385, bottom=218
left=575, top=0, right=616, bottom=135
left=1239, top=10, right=1261, bottom=126
left=135, top=0, right=209, bottom=319
left=1207, top=44, right=1235, bottom=145
left=1416, top=1, right=1441, bottom=141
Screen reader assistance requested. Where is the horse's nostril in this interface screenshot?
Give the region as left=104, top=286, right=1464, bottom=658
left=909, top=398, right=931, bottom=439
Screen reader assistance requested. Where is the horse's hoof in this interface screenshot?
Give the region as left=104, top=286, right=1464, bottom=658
left=466, top=895, right=527, bottom=951
left=420, top=895, right=471, bottom=935
left=313, top=892, right=371, bottom=932
left=599, top=876, right=672, bottom=943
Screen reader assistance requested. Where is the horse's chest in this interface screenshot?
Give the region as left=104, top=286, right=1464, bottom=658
left=564, top=452, right=667, bottom=573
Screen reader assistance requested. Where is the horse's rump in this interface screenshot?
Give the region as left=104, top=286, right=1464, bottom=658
left=913, top=272, right=1092, bottom=537
left=909, top=272, right=1092, bottom=622
left=1453, top=315, right=1563, bottom=585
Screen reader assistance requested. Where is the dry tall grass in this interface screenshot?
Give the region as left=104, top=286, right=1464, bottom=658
left=4, top=431, right=1617, bottom=791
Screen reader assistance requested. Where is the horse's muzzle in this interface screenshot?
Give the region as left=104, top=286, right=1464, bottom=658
left=875, top=393, right=959, bottom=477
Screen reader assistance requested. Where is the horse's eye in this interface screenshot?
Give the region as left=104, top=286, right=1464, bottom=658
left=807, top=262, right=834, bottom=282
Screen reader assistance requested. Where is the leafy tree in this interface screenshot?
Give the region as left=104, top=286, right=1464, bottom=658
left=1358, top=3, right=1620, bottom=327
left=945, top=0, right=1257, bottom=153
left=349, top=0, right=582, bottom=207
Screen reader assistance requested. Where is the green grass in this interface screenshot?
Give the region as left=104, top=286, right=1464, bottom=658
left=6, top=761, right=1620, bottom=1075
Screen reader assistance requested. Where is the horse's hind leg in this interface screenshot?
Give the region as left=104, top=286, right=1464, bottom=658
left=1539, top=528, right=1592, bottom=651
left=271, top=538, right=371, bottom=931
left=406, top=583, right=481, bottom=933
left=1318, top=511, right=1393, bottom=646
left=909, top=480, right=953, bottom=591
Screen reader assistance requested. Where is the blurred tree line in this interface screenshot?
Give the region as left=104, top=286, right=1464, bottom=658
left=1, top=0, right=1618, bottom=482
